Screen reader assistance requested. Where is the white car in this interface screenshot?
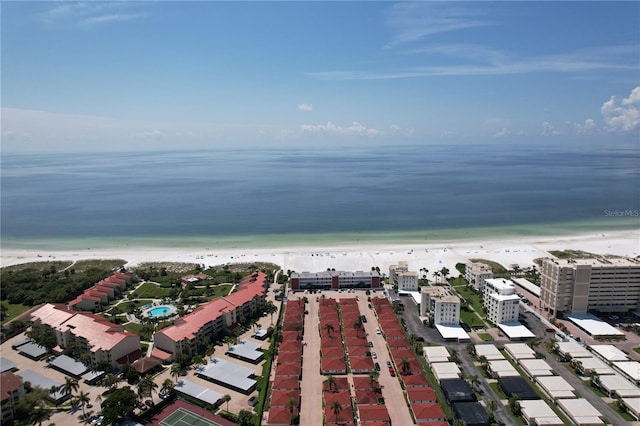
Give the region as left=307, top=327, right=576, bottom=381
left=372, top=352, right=377, bottom=359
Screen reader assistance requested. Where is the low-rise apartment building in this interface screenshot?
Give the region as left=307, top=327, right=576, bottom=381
left=153, top=271, right=268, bottom=357
left=421, top=287, right=461, bottom=325
left=68, top=272, right=133, bottom=311
left=30, top=303, right=140, bottom=367
left=465, top=261, right=494, bottom=291
left=483, top=278, right=520, bottom=324
left=290, top=270, right=381, bottom=290
left=540, top=256, right=640, bottom=315
left=389, top=261, right=419, bottom=291
left=0, top=372, right=24, bottom=422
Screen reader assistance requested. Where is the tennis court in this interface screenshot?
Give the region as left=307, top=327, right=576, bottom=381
left=160, top=407, right=222, bottom=426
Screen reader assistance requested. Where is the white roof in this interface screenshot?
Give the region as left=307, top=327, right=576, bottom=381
left=597, top=374, right=640, bottom=397
left=0, top=357, right=17, bottom=373
left=519, top=400, right=563, bottom=425
left=434, top=324, right=470, bottom=341
left=512, top=278, right=541, bottom=297
left=48, top=355, right=89, bottom=377
left=575, top=357, right=615, bottom=375
left=557, top=399, right=603, bottom=425
left=227, top=339, right=263, bottom=362
left=535, top=376, right=575, bottom=399
left=18, top=369, right=66, bottom=401
left=197, top=358, right=256, bottom=392
left=431, top=362, right=461, bottom=381
left=488, top=360, right=520, bottom=377
left=174, top=379, right=223, bottom=405
left=498, top=322, right=535, bottom=339
left=485, top=278, right=516, bottom=292
left=613, top=361, right=640, bottom=381
left=622, top=398, right=640, bottom=415
left=504, top=343, right=536, bottom=359
left=422, top=346, right=450, bottom=364
left=554, top=341, right=592, bottom=358
left=474, top=344, right=504, bottom=361
left=566, top=313, right=625, bottom=337
left=589, top=344, right=629, bottom=362
left=519, top=358, right=554, bottom=377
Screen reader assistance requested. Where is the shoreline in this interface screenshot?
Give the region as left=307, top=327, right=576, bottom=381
left=2, top=229, right=638, bottom=278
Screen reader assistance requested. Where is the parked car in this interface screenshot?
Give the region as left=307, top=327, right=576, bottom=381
left=389, top=367, right=396, bottom=377
left=372, top=352, right=377, bottom=359
left=368, top=341, right=374, bottom=347
left=386, top=361, right=392, bottom=368
left=374, top=362, right=380, bottom=371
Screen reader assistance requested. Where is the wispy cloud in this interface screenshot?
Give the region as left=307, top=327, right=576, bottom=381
left=300, top=121, right=379, bottom=136
left=384, top=3, right=489, bottom=48
left=308, top=44, right=637, bottom=81
left=297, top=103, right=313, bottom=112
left=40, top=2, right=146, bottom=28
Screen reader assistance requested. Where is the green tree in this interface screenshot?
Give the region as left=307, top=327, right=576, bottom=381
left=353, top=317, right=363, bottom=338
left=331, top=400, right=343, bottom=423
left=161, top=378, right=174, bottom=396
left=223, top=394, right=231, bottom=412
left=238, top=409, right=255, bottom=426
left=170, top=363, right=182, bottom=383
left=265, top=301, right=278, bottom=325
left=323, top=323, right=335, bottom=337
left=324, top=375, right=337, bottom=392
left=75, top=390, right=91, bottom=420
left=61, top=377, right=79, bottom=398
left=101, top=387, right=137, bottom=425
left=400, top=357, right=411, bottom=375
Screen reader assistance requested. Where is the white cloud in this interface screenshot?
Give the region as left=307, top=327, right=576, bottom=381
left=384, top=3, right=489, bottom=48
left=541, top=121, right=561, bottom=136
left=300, top=121, right=379, bottom=136
left=40, top=2, right=145, bottom=28
left=601, top=86, right=640, bottom=133
left=493, top=128, right=511, bottom=138
left=297, top=103, right=313, bottom=112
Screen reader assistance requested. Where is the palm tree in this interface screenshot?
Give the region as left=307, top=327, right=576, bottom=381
left=440, top=267, right=450, bottom=282
left=75, top=390, right=91, bottom=420
left=324, top=375, right=337, bottom=392
left=331, top=400, right=343, bottom=423
left=323, top=323, right=335, bottom=337
left=103, top=373, right=119, bottom=392
left=223, top=335, right=234, bottom=349
left=205, top=343, right=215, bottom=361
left=223, top=394, right=231, bottom=412
left=432, top=271, right=441, bottom=284
left=449, top=348, right=460, bottom=364
left=265, top=301, right=278, bottom=325
left=192, top=354, right=204, bottom=368
left=469, top=375, right=480, bottom=393
left=61, top=377, right=79, bottom=398
left=285, top=396, right=298, bottom=423
left=29, top=406, right=51, bottom=426
left=400, top=357, right=411, bottom=375
left=488, top=399, right=498, bottom=422
left=170, top=363, right=182, bottom=383
left=353, top=317, right=363, bottom=337
left=368, top=371, right=380, bottom=391
left=509, top=396, right=521, bottom=415
left=161, top=378, right=174, bottom=396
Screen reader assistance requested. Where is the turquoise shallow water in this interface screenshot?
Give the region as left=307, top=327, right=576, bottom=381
left=2, top=217, right=637, bottom=251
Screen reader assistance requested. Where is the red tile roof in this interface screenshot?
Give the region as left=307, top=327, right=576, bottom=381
left=322, top=377, right=349, bottom=392
left=269, top=389, right=299, bottom=407
left=0, top=372, right=22, bottom=402
left=352, top=376, right=379, bottom=390
left=151, top=347, right=173, bottom=361
left=272, top=376, right=300, bottom=390
left=358, top=405, right=390, bottom=422
left=321, top=357, right=346, bottom=374
left=131, top=356, right=162, bottom=373
left=411, top=403, right=446, bottom=421
left=156, top=272, right=266, bottom=342
left=323, top=390, right=351, bottom=406
left=31, top=303, right=139, bottom=352
left=402, top=374, right=430, bottom=387
left=406, top=386, right=437, bottom=403
left=267, top=406, right=294, bottom=426
left=349, top=356, right=374, bottom=371
left=355, top=390, right=381, bottom=405
left=324, top=405, right=354, bottom=425
left=322, top=347, right=345, bottom=359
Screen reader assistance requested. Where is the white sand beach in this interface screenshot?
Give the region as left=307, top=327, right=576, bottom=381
left=2, top=230, right=638, bottom=274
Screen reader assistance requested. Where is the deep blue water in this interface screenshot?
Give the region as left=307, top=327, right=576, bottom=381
left=1, top=142, right=639, bottom=246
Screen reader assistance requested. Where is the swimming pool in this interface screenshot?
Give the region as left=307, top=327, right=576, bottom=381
left=146, top=305, right=176, bottom=319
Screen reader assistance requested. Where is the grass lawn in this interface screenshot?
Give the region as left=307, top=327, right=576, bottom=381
left=203, top=284, right=233, bottom=300
left=133, top=282, right=173, bottom=298
left=460, top=309, right=485, bottom=328
left=1, top=303, right=31, bottom=325
left=634, top=347, right=640, bottom=356
left=608, top=402, right=636, bottom=421
left=117, top=299, right=154, bottom=312
left=478, top=332, right=493, bottom=341
left=468, top=258, right=508, bottom=274
left=452, top=285, right=484, bottom=314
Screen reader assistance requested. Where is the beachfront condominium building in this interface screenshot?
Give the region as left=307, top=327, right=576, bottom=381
left=153, top=271, right=268, bottom=358
left=396, top=271, right=419, bottom=291
left=483, top=278, right=520, bottom=324
left=420, top=287, right=461, bottom=325
left=30, top=303, right=141, bottom=367
left=465, top=261, right=494, bottom=291
left=539, top=257, right=640, bottom=315
left=68, top=272, right=133, bottom=311
left=0, top=372, right=24, bottom=422
left=290, top=270, right=381, bottom=290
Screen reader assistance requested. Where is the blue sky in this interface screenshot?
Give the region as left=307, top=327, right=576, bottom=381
left=1, top=1, right=639, bottom=152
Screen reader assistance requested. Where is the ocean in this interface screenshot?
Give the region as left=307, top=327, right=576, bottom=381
left=2, top=142, right=639, bottom=250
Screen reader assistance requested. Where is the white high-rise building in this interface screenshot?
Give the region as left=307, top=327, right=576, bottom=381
left=483, top=278, right=520, bottom=324
left=421, top=287, right=461, bottom=325
left=465, top=261, right=494, bottom=291
left=396, top=271, right=419, bottom=291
